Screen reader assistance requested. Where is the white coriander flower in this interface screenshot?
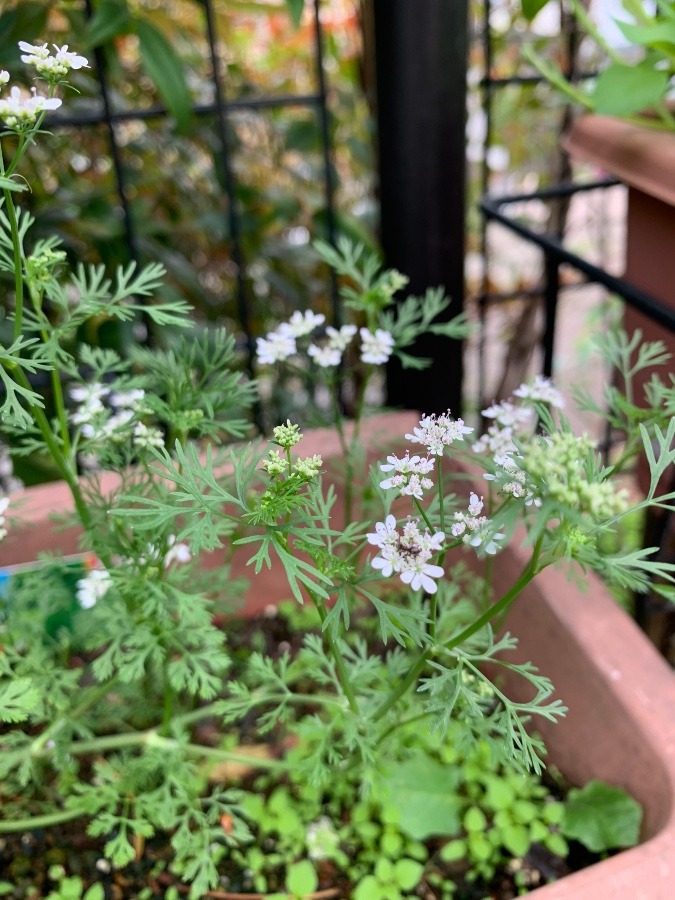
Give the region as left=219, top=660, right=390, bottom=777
left=256, top=331, right=297, bottom=365
left=399, top=560, right=445, bottom=594
left=368, top=515, right=445, bottom=594
left=359, top=327, right=395, bottom=365
left=451, top=493, right=504, bottom=557
left=379, top=452, right=435, bottom=498
left=482, top=400, right=534, bottom=428
left=306, top=816, right=340, bottom=861
left=19, top=42, right=88, bottom=78
left=366, top=514, right=398, bottom=550
left=71, top=397, right=105, bottom=425
left=0, top=71, right=9, bottom=85
left=308, top=343, right=341, bottom=368
left=69, top=382, right=109, bottom=404
left=106, top=409, right=134, bottom=432
left=133, top=422, right=164, bottom=449
left=326, top=324, right=357, bottom=351
left=164, top=535, right=191, bottom=567
left=53, top=45, right=89, bottom=70
left=76, top=568, right=111, bottom=609
left=18, top=41, right=50, bottom=60
left=513, top=375, right=565, bottom=409
left=0, top=496, right=9, bottom=541
left=0, top=85, right=61, bottom=129
left=406, top=410, right=473, bottom=456
left=281, top=310, right=325, bottom=337
left=110, top=388, right=145, bottom=409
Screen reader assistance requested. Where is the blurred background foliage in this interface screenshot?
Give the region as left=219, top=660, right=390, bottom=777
left=0, top=0, right=376, bottom=352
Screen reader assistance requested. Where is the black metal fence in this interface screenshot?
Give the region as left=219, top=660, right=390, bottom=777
left=37, top=0, right=339, bottom=379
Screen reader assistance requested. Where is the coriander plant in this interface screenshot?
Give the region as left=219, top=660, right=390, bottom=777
left=0, top=44, right=674, bottom=897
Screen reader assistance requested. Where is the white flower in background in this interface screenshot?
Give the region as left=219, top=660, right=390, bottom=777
left=69, top=382, right=109, bottom=404
left=367, top=515, right=445, bottom=594
left=451, top=492, right=505, bottom=556
left=143, top=535, right=191, bottom=568
left=306, top=817, right=340, bottom=861
left=280, top=310, right=325, bottom=337
left=256, top=331, right=297, bottom=365
left=308, top=343, right=341, bottom=368
left=19, top=42, right=88, bottom=78
left=326, top=324, right=357, bottom=351
left=0, top=85, right=61, bottom=128
left=133, top=421, right=164, bottom=449
left=53, top=44, right=89, bottom=70
left=513, top=375, right=565, bottom=409
left=482, top=400, right=534, bottom=428
left=163, top=535, right=191, bottom=567
left=71, top=397, right=105, bottom=426
left=110, top=388, right=145, bottom=409
left=0, top=71, right=9, bottom=85
left=76, top=568, right=111, bottom=609
left=17, top=41, right=50, bottom=60
left=406, top=410, right=473, bottom=456
left=0, top=496, right=9, bottom=541
left=359, top=327, right=395, bottom=365
left=379, top=453, right=435, bottom=499
left=472, top=423, right=517, bottom=463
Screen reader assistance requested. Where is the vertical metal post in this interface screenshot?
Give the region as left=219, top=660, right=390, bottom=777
left=312, top=0, right=340, bottom=326
left=542, top=253, right=559, bottom=377
left=84, top=0, right=139, bottom=264
left=201, top=0, right=253, bottom=363
left=478, top=0, right=493, bottom=419
left=373, top=0, right=468, bottom=414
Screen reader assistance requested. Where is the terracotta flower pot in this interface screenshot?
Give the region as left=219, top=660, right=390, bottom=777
left=562, top=116, right=675, bottom=419
left=3, top=410, right=675, bottom=897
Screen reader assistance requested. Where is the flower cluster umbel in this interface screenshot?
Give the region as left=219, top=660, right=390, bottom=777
left=256, top=309, right=395, bottom=369
left=0, top=42, right=88, bottom=132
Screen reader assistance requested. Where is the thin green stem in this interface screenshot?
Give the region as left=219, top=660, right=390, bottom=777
left=374, top=536, right=545, bottom=723
left=30, top=728, right=292, bottom=772
left=162, top=679, right=174, bottom=736
left=311, top=592, right=360, bottom=716
left=30, top=682, right=115, bottom=756
left=0, top=807, right=86, bottom=834
left=444, top=536, right=544, bottom=653
left=4, top=187, right=24, bottom=341
left=437, top=458, right=445, bottom=532
left=375, top=711, right=432, bottom=749
left=412, top=497, right=435, bottom=532
left=372, top=649, right=432, bottom=723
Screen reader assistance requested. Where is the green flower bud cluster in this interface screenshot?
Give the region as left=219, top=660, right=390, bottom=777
left=273, top=420, right=303, bottom=449
left=522, top=432, right=629, bottom=520
left=173, top=409, right=204, bottom=431
left=293, top=454, right=322, bottom=479
left=262, top=448, right=322, bottom=482
left=262, top=449, right=287, bottom=477
left=25, top=248, right=67, bottom=285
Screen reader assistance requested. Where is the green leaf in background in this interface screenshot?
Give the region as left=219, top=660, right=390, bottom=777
left=85, top=0, right=131, bottom=48
left=0, top=677, right=40, bottom=723
left=591, top=61, right=669, bottom=116
left=382, top=754, right=462, bottom=840
left=393, top=858, right=424, bottom=891
left=562, top=780, right=643, bottom=852
left=616, top=19, right=675, bottom=50
left=285, top=0, right=306, bottom=28
left=285, top=860, right=318, bottom=897
left=134, top=17, right=192, bottom=133
left=521, top=0, right=552, bottom=23
left=0, top=1, right=48, bottom=67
